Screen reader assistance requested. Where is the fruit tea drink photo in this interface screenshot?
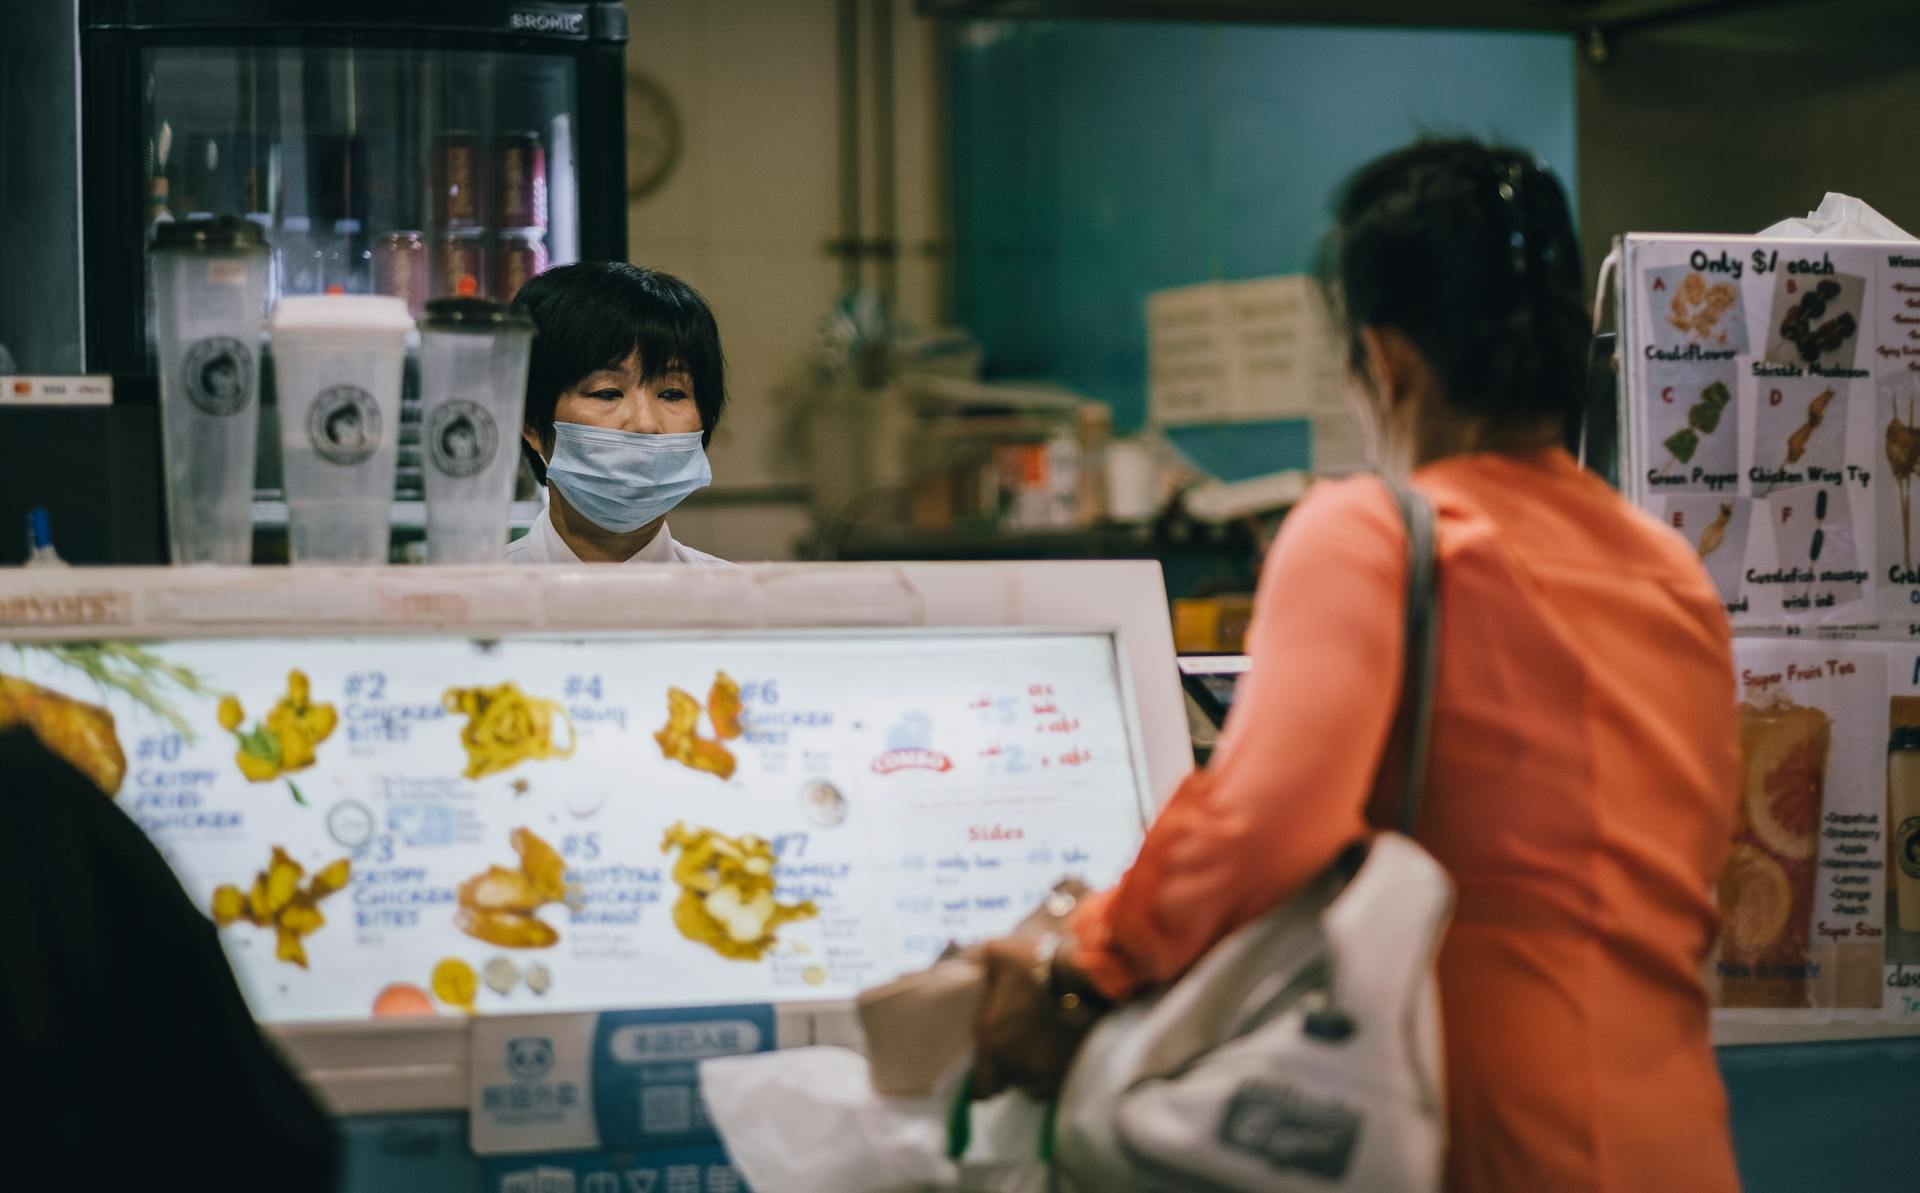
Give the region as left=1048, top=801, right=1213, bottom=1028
left=1717, top=642, right=1888, bottom=1011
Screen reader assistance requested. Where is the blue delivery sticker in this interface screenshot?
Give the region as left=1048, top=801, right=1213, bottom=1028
left=590, top=1005, right=775, bottom=1151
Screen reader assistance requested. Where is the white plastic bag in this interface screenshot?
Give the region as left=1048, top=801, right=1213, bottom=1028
left=1758, top=192, right=1916, bottom=241
left=700, top=1046, right=1051, bottom=1193
left=701, top=1047, right=957, bottom=1193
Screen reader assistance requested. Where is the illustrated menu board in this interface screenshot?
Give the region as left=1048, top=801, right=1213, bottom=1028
left=1623, top=236, right=1920, bottom=627
left=0, top=630, right=1148, bottom=1024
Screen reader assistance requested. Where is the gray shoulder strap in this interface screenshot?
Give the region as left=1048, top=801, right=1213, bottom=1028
left=1383, top=479, right=1440, bottom=836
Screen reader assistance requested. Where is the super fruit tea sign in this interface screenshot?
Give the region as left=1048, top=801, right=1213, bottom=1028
left=0, top=631, right=1146, bottom=1022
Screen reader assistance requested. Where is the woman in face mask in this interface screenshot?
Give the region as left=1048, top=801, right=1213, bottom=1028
left=506, top=262, right=728, bottom=564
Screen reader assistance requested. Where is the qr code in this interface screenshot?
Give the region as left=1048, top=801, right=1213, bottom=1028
left=641, top=1085, right=693, bottom=1134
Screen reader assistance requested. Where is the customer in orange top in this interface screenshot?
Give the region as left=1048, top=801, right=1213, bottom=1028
left=971, top=138, right=1742, bottom=1193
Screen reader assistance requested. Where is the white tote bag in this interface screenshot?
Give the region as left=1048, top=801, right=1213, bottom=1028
left=1054, top=480, right=1453, bottom=1193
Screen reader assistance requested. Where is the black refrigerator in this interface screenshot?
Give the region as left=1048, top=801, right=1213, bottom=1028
left=0, top=0, right=629, bottom=563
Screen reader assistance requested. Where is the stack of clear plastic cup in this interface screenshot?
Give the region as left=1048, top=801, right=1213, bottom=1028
left=267, top=295, right=414, bottom=564
left=416, top=297, right=537, bottom=562
left=151, top=215, right=270, bottom=564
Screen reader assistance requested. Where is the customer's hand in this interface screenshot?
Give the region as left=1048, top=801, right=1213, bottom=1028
left=971, top=930, right=1101, bottom=1101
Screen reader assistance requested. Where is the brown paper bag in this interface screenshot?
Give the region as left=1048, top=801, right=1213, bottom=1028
left=856, top=880, right=1090, bottom=1098
left=855, top=954, right=986, bottom=1097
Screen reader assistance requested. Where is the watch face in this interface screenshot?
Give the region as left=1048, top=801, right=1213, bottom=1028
left=626, top=73, right=682, bottom=199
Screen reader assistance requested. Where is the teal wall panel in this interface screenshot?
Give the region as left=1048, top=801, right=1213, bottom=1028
left=952, top=20, right=1580, bottom=473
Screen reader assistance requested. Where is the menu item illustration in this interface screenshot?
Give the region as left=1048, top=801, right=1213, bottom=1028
left=372, top=983, right=436, bottom=1018
left=1767, top=272, right=1864, bottom=369
left=1698, top=503, right=1734, bottom=558
left=801, top=779, right=850, bottom=827
left=443, top=682, right=576, bottom=780
left=454, top=827, right=574, bottom=949
left=210, top=847, right=351, bottom=968
left=1783, top=389, right=1838, bottom=467
left=1646, top=366, right=1738, bottom=490
left=709, top=671, right=745, bottom=740
left=525, top=962, right=553, bottom=995
left=654, top=679, right=739, bottom=780
left=1770, top=484, right=1864, bottom=609
left=1721, top=696, right=1831, bottom=1006
left=1663, top=379, right=1731, bottom=466
left=218, top=670, right=338, bottom=803
left=1887, top=378, right=1920, bottom=571
left=482, top=956, right=520, bottom=995
left=1663, top=495, right=1753, bottom=604
left=661, top=821, right=818, bottom=961
left=1754, top=382, right=1845, bottom=494
left=1646, top=265, right=1748, bottom=353
left=431, top=957, right=478, bottom=1012
left=0, top=674, right=126, bottom=796
left=18, top=640, right=211, bottom=735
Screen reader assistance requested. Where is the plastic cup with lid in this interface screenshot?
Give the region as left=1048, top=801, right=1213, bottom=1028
left=151, top=214, right=271, bottom=565
left=268, top=295, right=413, bottom=564
left=416, top=297, right=536, bottom=562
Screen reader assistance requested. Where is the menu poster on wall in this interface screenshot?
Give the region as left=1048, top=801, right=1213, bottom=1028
left=1624, top=237, right=1891, bottom=624
left=1716, top=641, right=1886, bottom=1013
left=0, top=631, right=1149, bottom=1024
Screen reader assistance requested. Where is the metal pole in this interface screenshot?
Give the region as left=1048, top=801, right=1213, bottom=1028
left=871, top=0, right=898, bottom=308
left=836, top=0, right=863, bottom=295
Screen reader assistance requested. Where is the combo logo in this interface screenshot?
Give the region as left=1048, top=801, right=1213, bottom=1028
left=872, top=712, right=952, bottom=775
left=181, top=336, right=253, bottom=416
left=308, top=385, right=382, bottom=465
left=1899, top=816, right=1920, bottom=880
left=872, top=749, right=952, bottom=775
left=428, top=399, right=499, bottom=478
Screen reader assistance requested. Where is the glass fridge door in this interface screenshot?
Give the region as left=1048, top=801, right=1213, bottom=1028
left=143, top=43, right=581, bottom=332
left=140, top=44, right=583, bottom=515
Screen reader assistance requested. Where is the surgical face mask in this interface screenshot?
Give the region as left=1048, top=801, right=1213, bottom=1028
left=544, top=422, right=712, bottom=534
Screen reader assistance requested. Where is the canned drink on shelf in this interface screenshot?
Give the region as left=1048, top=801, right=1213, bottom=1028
left=373, top=231, right=429, bottom=317
left=492, top=231, right=549, bottom=301
left=434, top=229, right=487, bottom=299
left=434, top=131, right=483, bottom=227
left=492, top=131, right=547, bottom=231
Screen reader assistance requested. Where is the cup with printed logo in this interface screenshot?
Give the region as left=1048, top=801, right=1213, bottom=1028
left=267, top=295, right=413, bottom=564
left=416, top=297, right=536, bottom=562
left=151, top=215, right=270, bottom=564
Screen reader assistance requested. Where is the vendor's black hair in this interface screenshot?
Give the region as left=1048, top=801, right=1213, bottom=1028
left=1320, top=138, right=1587, bottom=426
left=511, top=262, right=727, bottom=484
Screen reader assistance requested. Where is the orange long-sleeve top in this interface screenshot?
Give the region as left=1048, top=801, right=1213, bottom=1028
left=1073, top=448, right=1741, bottom=1193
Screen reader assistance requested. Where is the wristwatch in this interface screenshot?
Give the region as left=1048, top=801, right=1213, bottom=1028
left=1031, top=929, right=1107, bottom=1021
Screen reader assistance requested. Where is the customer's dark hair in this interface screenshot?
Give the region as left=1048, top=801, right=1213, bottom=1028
left=511, top=262, right=727, bottom=483
left=1320, top=138, right=1587, bottom=425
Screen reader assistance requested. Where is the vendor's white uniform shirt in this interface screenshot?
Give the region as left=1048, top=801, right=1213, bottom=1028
left=504, top=505, right=726, bottom=565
